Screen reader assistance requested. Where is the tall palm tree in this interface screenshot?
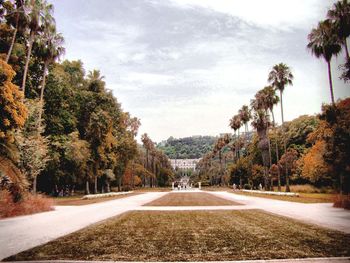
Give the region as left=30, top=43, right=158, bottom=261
left=327, top=0, right=350, bottom=59
left=268, top=63, right=293, bottom=192
left=261, top=86, right=281, bottom=190
left=307, top=20, right=342, bottom=105
left=5, top=0, right=26, bottom=63
left=37, top=25, right=64, bottom=131
left=268, top=63, right=293, bottom=151
left=21, top=0, right=54, bottom=96
left=251, top=105, right=271, bottom=190
left=229, top=114, right=242, bottom=160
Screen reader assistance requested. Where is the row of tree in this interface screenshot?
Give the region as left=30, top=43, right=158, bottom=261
left=0, top=0, right=173, bottom=201
left=196, top=0, right=350, bottom=194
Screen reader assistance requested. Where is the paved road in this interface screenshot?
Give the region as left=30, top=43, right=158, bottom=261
left=0, top=192, right=167, bottom=260
left=208, top=191, right=350, bottom=233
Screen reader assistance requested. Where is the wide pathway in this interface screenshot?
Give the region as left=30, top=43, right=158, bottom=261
left=208, top=191, right=350, bottom=234
left=0, top=192, right=167, bottom=260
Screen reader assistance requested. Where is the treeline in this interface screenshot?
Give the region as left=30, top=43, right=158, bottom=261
left=196, top=0, right=350, bottom=197
left=0, top=0, right=173, bottom=202
left=157, top=136, right=217, bottom=159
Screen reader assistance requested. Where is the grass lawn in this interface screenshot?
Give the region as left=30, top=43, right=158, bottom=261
left=54, top=192, right=141, bottom=206
left=5, top=210, right=350, bottom=262
left=234, top=191, right=336, bottom=203
left=144, top=192, right=241, bottom=206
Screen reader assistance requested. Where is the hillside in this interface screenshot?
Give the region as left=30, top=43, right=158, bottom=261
left=157, top=136, right=217, bottom=159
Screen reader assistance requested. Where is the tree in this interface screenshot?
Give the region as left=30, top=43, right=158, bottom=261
left=22, top=0, right=54, bottom=96
left=0, top=59, right=28, bottom=201
left=320, top=98, right=350, bottom=194
left=278, top=148, right=298, bottom=191
left=268, top=63, right=293, bottom=152
left=261, top=86, right=281, bottom=190
left=65, top=132, right=91, bottom=194
left=251, top=106, right=271, bottom=190
left=307, top=20, right=342, bottom=105
left=0, top=59, right=27, bottom=145
left=327, top=0, right=350, bottom=59
left=298, top=140, right=330, bottom=186
left=268, top=63, right=293, bottom=191
left=4, top=0, right=26, bottom=63
left=16, top=99, right=50, bottom=193
left=36, top=24, right=64, bottom=131
left=229, top=114, right=242, bottom=160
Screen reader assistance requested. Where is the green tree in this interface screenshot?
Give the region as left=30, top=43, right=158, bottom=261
left=36, top=24, right=64, bottom=130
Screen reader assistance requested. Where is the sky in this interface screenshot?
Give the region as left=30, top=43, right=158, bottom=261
left=51, top=0, right=349, bottom=143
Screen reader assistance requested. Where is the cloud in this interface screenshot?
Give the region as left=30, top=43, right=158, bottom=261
left=51, top=0, right=349, bottom=142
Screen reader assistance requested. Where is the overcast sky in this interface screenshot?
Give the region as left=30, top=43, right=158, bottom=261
left=51, top=0, right=349, bottom=142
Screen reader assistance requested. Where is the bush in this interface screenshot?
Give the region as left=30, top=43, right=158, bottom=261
left=0, top=190, right=54, bottom=218
left=333, top=195, right=350, bottom=210
left=243, top=184, right=252, bottom=190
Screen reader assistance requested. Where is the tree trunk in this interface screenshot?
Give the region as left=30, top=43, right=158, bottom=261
left=279, top=89, right=286, bottom=153
left=106, top=181, right=110, bottom=193
left=37, top=61, right=49, bottom=132
left=94, top=176, right=97, bottom=194
left=271, top=109, right=281, bottom=191
left=22, top=30, right=35, bottom=96
left=118, top=175, right=122, bottom=191
left=6, top=26, right=18, bottom=63
left=344, top=39, right=349, bottom=60
left=32, top=175, right=37, bottom=194
left=85, top=179, right=90, bottom=195
left=286, top=170, right=290, bottom=192
left=327, top=60, right=335, bottom=105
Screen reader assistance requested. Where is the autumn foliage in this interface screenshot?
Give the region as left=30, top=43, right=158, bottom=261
left=0, top=190, right=53, bottom=218
left=0, top=59, right=27, bottom=141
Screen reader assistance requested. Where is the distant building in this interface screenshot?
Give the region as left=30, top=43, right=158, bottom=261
left=170, top=158, right=201, bottom=171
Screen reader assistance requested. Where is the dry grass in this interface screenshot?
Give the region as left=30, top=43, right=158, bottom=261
left=134, top=187, right=171, bottom=192
left=145, top=192, right=241, bottom=206
left=0, top=191, right=53, bottom=219
left=54, top=192, right=141, bottom=206
left=5, top=210, right=350, bottom=262
left=234, top=191, right=336, bottom=203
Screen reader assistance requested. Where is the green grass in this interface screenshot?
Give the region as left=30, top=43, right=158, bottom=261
left=5, top=210, right=350, bottom=262
left=235, top=191, right=336, bottom=203
left=145, top=192, right=241, bottom=206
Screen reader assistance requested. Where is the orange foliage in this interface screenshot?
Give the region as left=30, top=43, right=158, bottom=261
left=0, top=190, right=54, bottom=218
left=0, top=59, right=28, bottom=140
left=299, top=140, right=329, bottom=183
left=122, top=166, right=133, bottom=187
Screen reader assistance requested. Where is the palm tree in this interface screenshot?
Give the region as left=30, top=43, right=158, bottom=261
left=251, top=105, right=271, bottom=190
left=327, top=0, right=350, bottom=59
left=229, top=114, right=242, bottom=160
left=5, top=0, right=26, bottom=63
left=22, top=0, right=54, bottom=96
left=307, top=20, right=342, bottom=105
left=268, top=63, right=293, bottom=191
left=37, top=25, right=64, bottom=131
left=261, top=86, right=281, bottom=190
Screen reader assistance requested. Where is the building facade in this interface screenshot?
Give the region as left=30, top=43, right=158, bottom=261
left=170, top=158, right=201, bottom=171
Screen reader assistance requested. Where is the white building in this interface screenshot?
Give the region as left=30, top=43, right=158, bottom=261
left=170, top=159, right=201, bottom=171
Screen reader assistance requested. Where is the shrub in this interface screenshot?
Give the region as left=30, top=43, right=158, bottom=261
left=333, top=195, right=350, bottom=210
left=0, top=190, right=54, bottom=218
left=243, top=184, right=252, bottom=190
